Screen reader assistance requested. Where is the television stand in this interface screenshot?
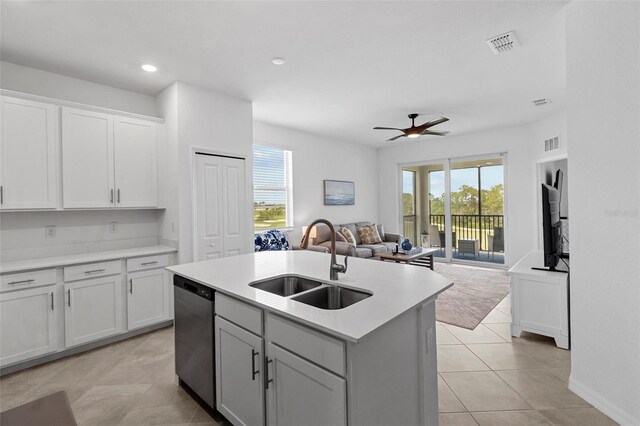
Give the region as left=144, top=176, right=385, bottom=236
left=531, top=266, right=568, bottom=273
left=509, top=250, right=570, bottom=349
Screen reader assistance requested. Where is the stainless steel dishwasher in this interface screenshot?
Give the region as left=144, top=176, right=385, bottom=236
left=174, top=275, right=215, bottom=409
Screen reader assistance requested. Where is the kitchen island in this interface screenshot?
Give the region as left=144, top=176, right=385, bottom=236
left=168, top=250, right=452, bottom=426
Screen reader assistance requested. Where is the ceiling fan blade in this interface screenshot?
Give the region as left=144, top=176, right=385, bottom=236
left=387, top=134, right=406, bottom=142
left=374, top=126, right=404, bottom=131
left=419, top=117, right=450, bottom=130
left=421, top=130, right=450, bottom=136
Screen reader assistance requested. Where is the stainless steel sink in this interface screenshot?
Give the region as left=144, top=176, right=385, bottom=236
left=292, top=285, right=371, bottom=310
left=250, top=275, right=322, bottom=297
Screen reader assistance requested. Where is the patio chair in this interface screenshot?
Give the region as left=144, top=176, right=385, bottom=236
left=488, top=227, right=504, bottom=259
left=428, top=224, right=443, bottom=254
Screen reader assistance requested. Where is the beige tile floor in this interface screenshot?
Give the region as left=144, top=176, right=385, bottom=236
left=0, top=295, right=618, bottom=425
left=437, top=296, right=618, bottom=426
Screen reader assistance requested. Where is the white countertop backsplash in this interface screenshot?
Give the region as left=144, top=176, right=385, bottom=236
left=168, top=250, right=453, bottom=343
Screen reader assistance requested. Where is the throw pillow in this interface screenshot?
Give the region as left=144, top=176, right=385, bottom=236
left=356, top=224, right=383, bottom=244
left=340, top=227, right=357, bottom=246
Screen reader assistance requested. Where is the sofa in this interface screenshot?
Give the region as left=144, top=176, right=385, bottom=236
left=305, top=221, right=403, bottom=259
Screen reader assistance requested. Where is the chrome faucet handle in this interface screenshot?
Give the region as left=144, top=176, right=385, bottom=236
left=332, top=256, right=348, bottom=274
left=342, top=255, right=348, bottom=273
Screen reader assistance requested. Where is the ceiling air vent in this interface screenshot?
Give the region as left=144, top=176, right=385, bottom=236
left=486, top=31, right=520, bottom=55
left=533, top=98, right=551, bottom=106
left=544, top=136, right=559, bottom=152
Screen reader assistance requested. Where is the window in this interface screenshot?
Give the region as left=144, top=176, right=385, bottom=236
left=253, top=145, right=293, bottom=231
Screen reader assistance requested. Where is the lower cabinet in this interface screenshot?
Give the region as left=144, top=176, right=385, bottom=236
left=215, top=316, right=265, bottom=426
left=266, top=342, right=346, bottom=426
left=127, top=269, right=169, bottom=330
left=64, top=276, right=124, bottom=348
left=0, top=285, right=57, bottom=365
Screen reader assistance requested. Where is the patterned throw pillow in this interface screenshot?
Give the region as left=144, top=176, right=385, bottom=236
left=340, top=227, right=357, bottom=247
left=356, top=224, right=383, bottom=244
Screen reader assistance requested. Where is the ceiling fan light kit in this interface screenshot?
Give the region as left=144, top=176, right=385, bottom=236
left=373, top=113, right=450, bottom=142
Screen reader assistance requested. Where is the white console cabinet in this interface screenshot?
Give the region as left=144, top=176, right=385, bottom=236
left=509, top=250, right=569, bottom=349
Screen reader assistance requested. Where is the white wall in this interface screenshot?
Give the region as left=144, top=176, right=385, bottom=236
left=0, top=210, right=161, bottom=261
left=0, top=61, right=157, bottom=116
left=377, top=124, right=540, bottom=267
left=254, top=121, right=380, bottom=244
left=157, top=82, right=253, bottom=264
left=565, top=2, right=640, bottom=425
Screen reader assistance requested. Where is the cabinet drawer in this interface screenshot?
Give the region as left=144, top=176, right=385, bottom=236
left=1, top=269, right=57, bottom=293
left=266, top=313, right=345, bottom=376
left=64, top=260, right=121, bottom=282
left=215, top=293, right=262, bottom=336
left=127, top=254, right=169, bottom=272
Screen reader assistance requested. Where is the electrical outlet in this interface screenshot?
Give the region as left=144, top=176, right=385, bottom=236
left=45, top=225, right=56, bottom=239
left=108, top=222, right=118, bottom=233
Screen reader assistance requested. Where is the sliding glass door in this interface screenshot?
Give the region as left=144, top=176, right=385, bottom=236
left=401, top=154, right=506, bottom=266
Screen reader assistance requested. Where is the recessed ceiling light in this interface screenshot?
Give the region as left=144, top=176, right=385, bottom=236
left=271, top=57, right=286, bottom=65
left=141, top=64, right=158, bottom=73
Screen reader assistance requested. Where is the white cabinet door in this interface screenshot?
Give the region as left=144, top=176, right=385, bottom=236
left=0, top=286, right=57, bottom=366
left=0, top=96, right=57, bottom=209
left=195, top=154, right=248, bottom=261
left=195, top=154, right=224, bottom=260
left=215, top=316, right=265, bottom=426
left=221, top=157, right=246, bottom=257
left=61, top=107, right=114, bottom=208
left=114, top=117, right=157, bottom=208
left=64, top=276, right=123, bottom=347
left=127, top=269, right=169, bottom=330
left=266, top=343, right=346, bottom=426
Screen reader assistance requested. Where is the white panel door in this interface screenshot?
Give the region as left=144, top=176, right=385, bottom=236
left=62, top=107, right=114, bottom=208
left=127, top=269, right=169, bottom=330
left=266, top=343, right=346, bottom=426
left=114, top=117, right=158, bottom=208
left=215, top=316, right=265, bottom=426
left=0, top=96, right=57, bottom=209
left=222, top=157, right=246, bottom=257
left=195, top=154, right=224, bottom=260
left=0, top=286, right=57, bottom=366
left=64, top=276, right=123, bottom=347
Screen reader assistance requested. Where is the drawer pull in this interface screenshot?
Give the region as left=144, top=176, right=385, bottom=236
left=251, top=349, right=260, bottom=381
left=8, top=279, right=35, bottom=285
left=84, top=269, right=106, bottom=274
left=141, top=261, right=158, bottom=266
left=129, top=279, right=133, bottom=294
left=265, top=357, right=273, bottom=389
left=51, top=292, right=54, bottom=310
left=67, top=289, right=71, bottom=307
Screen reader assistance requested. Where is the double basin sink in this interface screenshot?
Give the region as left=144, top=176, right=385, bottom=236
left=249, top=275, right=371, bottom=310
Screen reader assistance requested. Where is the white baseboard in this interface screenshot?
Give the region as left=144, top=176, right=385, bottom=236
left=569, top=375, right=639, bottom=426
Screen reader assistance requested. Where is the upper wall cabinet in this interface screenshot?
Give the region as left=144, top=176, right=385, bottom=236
left=62, top=107, right=158, bottom=208
left=114, top=117, right=157, bottom=208
left=0, top=96, right=58, bottom=209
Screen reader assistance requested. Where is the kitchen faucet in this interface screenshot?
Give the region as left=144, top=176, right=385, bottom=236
left=300, top=219, right=348, bottom=280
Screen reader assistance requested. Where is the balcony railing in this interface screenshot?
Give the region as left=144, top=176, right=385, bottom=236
left=403, top=214, right=504, bottom=252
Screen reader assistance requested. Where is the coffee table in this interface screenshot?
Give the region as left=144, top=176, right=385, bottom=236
left=378, top=247, right=438, bottom=270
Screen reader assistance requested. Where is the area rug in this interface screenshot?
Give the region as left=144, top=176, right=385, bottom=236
left=433, top=262, right=510, bottom=330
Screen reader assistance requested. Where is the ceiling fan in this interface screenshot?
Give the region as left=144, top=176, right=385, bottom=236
left=374, top=113, right=450, bottom=141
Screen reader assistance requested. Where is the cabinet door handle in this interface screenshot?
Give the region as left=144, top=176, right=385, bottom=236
left=0, top=185, right=3, bottom=204
left=117, top=189, right=120, bottom=204
left=251, top=349, right=259, bottom=381
left=110, top=188, right=114, bottom=203
left=84, top=269, right=106, bottom=274
left=67, top=289, right=71, bottom=307
left=141, top=261, right=158, bottom=266
left=8, top=279, right=35, bottom=285
left=265, top=356, right=273, bottom=389
left=129, top=278, right=133, bottom=294
left=51, top=292, right=54, bottom=310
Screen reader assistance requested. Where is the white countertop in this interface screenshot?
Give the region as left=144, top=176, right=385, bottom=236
left=0, top=246, right=178, bottom=274
left=167, top=250, right=453, bottom=343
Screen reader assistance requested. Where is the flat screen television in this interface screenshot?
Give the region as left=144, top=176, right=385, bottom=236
left=539, top=183, right=565, bottom=272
